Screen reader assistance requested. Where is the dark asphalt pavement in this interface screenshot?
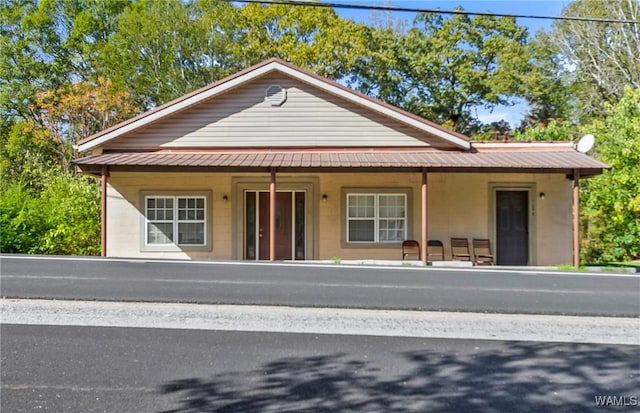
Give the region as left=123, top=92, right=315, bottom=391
left=2, top=255, right=639, bottom=316
left=2, top=324, right=639, bottom=413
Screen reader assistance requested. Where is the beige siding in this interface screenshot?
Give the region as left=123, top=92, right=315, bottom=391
left=319, top=173, right=572, bottom=264
left=107, top=172, right=234, bottom=260
left=104, top=73, right=438, bottom=150
left=106, top=171, right=573, bottom=265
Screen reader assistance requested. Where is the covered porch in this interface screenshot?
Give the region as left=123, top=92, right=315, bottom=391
left=74, top=144, right=606, bottom=267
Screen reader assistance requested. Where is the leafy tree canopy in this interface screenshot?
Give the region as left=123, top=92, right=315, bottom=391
left=582, top=87, right=640, bottom=262
left=350, top=9, right=541, bottom=134
left=548, top=0, right=640, bottom=120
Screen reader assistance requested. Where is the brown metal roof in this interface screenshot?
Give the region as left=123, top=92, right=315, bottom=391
left=74, top=148, right=608, bottom=177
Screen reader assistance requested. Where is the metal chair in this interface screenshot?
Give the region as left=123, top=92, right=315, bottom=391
left=402, top=240, right=421, bottom=260
left=427, top=240, right=444, bottom=262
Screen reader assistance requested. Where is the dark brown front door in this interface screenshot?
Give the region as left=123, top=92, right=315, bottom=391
left=496, top=191, right=529, bottom=265
left=259, top=192, right=292, bottom=260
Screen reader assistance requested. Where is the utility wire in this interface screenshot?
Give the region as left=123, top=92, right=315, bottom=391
left=229, top=0, right=640, bottom=24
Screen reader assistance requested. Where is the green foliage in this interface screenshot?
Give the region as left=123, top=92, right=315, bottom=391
left=519, top=32, right=573, bottom=126
left=511, top=119, right=576, bottom=142
left=98, top=0, right=233, bottom=109
left=0, top=171, right=100, bottom=255
left=582, top=88, right=640, bottom=262
left=548, top=0, right=640, bottom=120
left=0, top=120, right=68, bottom=188
left=351, top=9, right=537, bottom=134
left=231, top=2, right=369, bottom=80
left=473, top=120, right=512, bottom=141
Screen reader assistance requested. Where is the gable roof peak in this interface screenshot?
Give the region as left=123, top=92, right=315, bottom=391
left=76, top=59, right=471, bottom=152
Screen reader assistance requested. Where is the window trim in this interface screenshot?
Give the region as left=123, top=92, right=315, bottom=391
left=139, top=190, right=212, bottom=252
left=341, top=187, right=413, bottom=248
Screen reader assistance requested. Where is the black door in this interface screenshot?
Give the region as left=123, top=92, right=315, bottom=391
left=496, top=191, right=529, bottom=265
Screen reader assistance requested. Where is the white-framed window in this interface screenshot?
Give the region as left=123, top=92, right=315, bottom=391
left=145, top=196, right=206, bottom=246
left=346, top=193, right=406, bottom=243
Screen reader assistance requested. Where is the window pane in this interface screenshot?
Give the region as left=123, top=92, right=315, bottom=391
left=147, top=223, right=173, bottom=244
left=348, top=220, right=375, bottom=242
left=295, top=192, right=305, bottom=260
left=348, top=195, right=374, bottom=218
left=177, top=197, right=204, bottom=223
left=379, top=219, right=405, bottom=241
left=147, top=197, right=174, bottom=221
left=379, top=195, right=405, bottom=218
left=178, top=223, right=204, bottom=245
left=245, top=192, right=256, bottom=260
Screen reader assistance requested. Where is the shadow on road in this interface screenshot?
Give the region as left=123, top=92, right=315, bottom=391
left=157, top=342, right=639, bottom=412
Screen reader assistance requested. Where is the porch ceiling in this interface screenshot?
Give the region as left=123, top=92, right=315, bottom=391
left=73, top=148, right=608, bottom=177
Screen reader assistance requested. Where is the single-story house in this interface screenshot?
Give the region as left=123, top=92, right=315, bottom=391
left=74, top=58, right=608, bottom=266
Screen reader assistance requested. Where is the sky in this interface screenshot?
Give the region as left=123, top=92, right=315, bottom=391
left=331, top=1, right=573, bottom=127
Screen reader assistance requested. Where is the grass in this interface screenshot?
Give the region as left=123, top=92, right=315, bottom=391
left=586, top=261, right=640, bottom=269
left=556, top=264, right=586, bottom=272
left=554, top=261, right=639, bottom=272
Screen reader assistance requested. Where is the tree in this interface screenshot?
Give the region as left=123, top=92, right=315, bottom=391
left=351, top=9, right=538, bottom=134
left=518, top=31, right=574, bottom=128
left=511, top=119, right=576, bottom=142
left=582, top=88, right=640, bottom=262
left=34, top=77, right=139, bottom=144
left=476, top=119, right=513, bottom=141
left=96, top=0, right=237, bottom=109
left=229, top=2, right=370, bottom=80
left=550, top=0, right=640, bottom=119
left=0, top=0, right=132, bottom=122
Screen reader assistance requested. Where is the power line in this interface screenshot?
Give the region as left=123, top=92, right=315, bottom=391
left=229, top=0, right=640, bottom=24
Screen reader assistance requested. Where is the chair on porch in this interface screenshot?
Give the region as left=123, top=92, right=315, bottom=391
left=402, top=240, right=421, bottom=260
left=472, top=238, right=495, bottom=265
left=427, top=240, right=444, bottom=262
left=450, top=238, right=471, bottom=261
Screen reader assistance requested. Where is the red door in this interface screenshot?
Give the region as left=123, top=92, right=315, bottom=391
left=259, top=192, right=292, bottom=260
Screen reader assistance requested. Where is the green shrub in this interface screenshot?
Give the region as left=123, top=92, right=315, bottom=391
left=0, top=172, right=101, bottom=255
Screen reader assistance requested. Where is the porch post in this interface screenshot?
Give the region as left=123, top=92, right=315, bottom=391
left=100, top=166, right=109, bottom=257
left=270, top=168, right=276, bottom=262
left=421, top=169, right=428, bottom=265
left=572, top=169, right=580, bottom=268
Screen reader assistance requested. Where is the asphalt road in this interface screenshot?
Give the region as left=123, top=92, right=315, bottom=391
left=2, top=323, right=639, bottom=413
left=1, top=255, right=639, bottom=316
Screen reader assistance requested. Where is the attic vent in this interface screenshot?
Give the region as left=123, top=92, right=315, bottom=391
left=265, top=85, right=287, bottom=106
